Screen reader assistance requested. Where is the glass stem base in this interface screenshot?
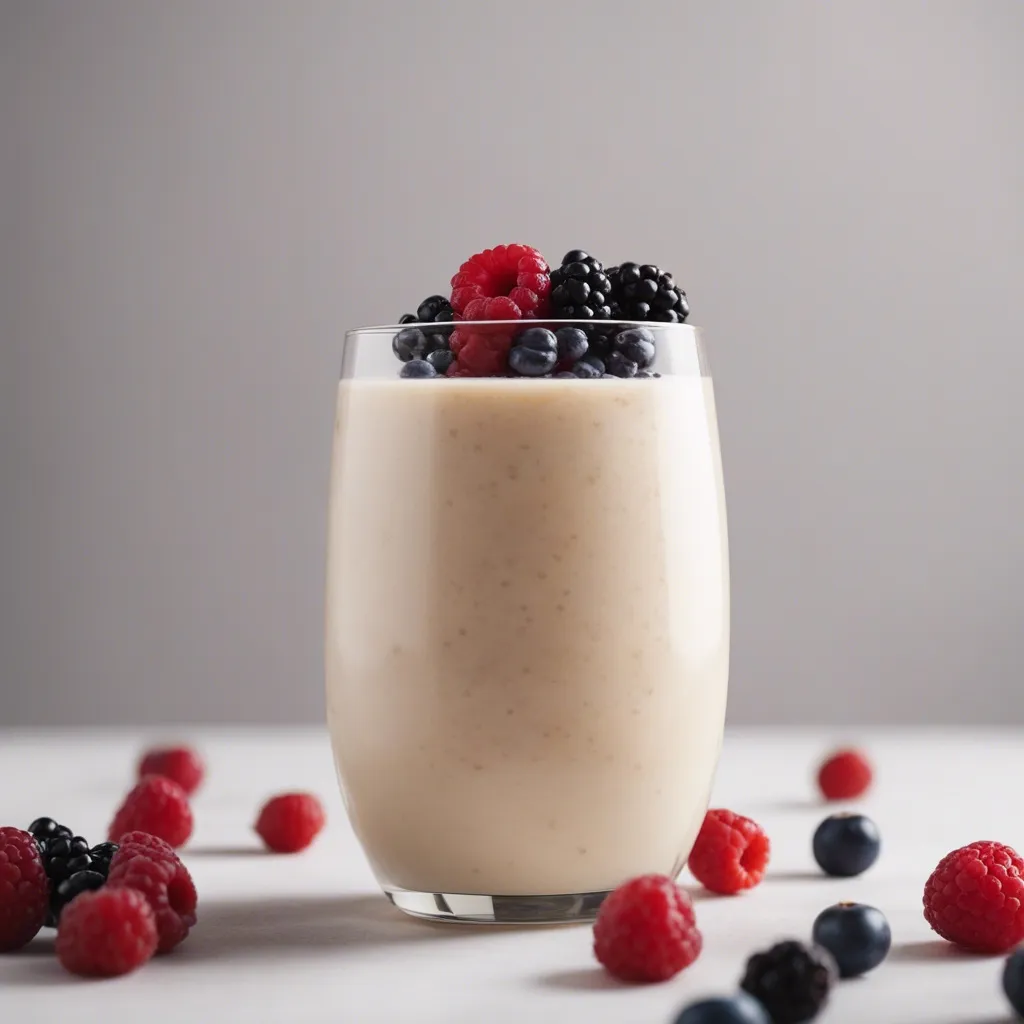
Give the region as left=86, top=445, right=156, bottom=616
left=384, top=885, right=611, bottom=924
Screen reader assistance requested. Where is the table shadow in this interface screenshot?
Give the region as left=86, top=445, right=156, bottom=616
left=182, top=844, right=267, bottom=857
left=887, top=939, right=977, bottom=963
left=763, top=869, right=826, bottom=882
left=536, top=967, right=625, bottom=992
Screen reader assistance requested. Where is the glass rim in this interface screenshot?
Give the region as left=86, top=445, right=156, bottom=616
left=345, top=319, right=699, bottom=339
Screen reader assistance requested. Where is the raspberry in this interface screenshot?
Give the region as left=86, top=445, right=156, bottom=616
left=255, top=793, right=326, bottom=853
left=688, top=809, right=771, bottom=895
left=449, top=244, right=550, bottom=322
left=0, top=826, right=49, bottom=952
left=108, top=775, right=193, bottom=848
left=817, top=748, right=872, bottom=801
left=923, top=841, right=1024, bottom=953
left=56, top=887, right=157, bottom=976
left=593, top=874, right=702, bottom=982
left=107, top=847, right=197, bottom=953
left=138, top=745, right=205, bottom=795
left=447, top=326, right=516, bottom=377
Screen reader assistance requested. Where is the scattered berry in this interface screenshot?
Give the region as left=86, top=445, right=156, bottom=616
left=812, top=813, right=880, bottom=878
left=449, top=244, right=550, bottom=321
left=817, top=749, right=872, bottom=801
left=673, top=993, right=772, bottom=1024
left=138, top=745, right=205, bottom=795
left=571, top=356, right=604, bottom=378
left=1003, top=946, right=1024, bottom=1016
left=107, top=845, right=197, bottom=953
left=549, top=250, right=613, bottom=320
left=53, top=870, right=107, bottom=923
left=607, top=262, right=689, bottom=323
left=811, top=902, right=891, bottom=978
left=0, top=826, right=49, bottom=952
left=56, top=887, right=157, bottom=977
left=593, top=874, right=702, bottom=983
left=923, top=841, right=1024, bottom=953
left=114, top=830, right=177, bottom=863
left=109, top=775, right=193, bottom=849
left=508, top=327, right=558, bottom=376
left=688, top=809, right=771, bottom=895
left=400, top=358, right=438, bottom=379
left=613, top=326, right=657, bottom=368
left=255, top=793, right=326, bottom=853
left=740, top=940, right=837, bottom=1024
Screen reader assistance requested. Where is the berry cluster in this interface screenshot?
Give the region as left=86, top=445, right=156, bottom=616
left=27, top=817, right=118, bottom=927
left=390, top=243, right=691, bottom=378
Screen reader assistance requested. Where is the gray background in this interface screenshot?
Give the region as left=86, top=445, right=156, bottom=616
left=2, top=0, right=1022, bottom=726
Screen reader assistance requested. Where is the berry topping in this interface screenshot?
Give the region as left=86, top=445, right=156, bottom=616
left=688, top=809, right=771, bottom=895
left=1004, top=947, right=1024, bottom=1017
left=740, top=940, right=837, bottom=1024
left=400, top=358, right=438, bottom=379
left=108, top=775, right=194, bottom=848
left=508, top=327, right=558, bottom=376
left=811, top=902, right=891, bottom=978
left=593, top=874, right=702, bottom=983
left=816, top=748, right=872, bottom=801
left=56, top=887, right=158, bottom=977
left=138, top=745, right=205, bottom=795
left=549, top=250, right=613, bottom=320
left=0, top=826, right=49, bottom=952
left=812, top=813, right=880, bottom=878
left=607, top=262, right=689, bottom=323
left=107, top=843, right=197, bottom=953
left=449, top=244, right=550, bottom=320
left=613, top=326, right=657, bottom=368
left=554, top=326, right=588, bottom=366
left=923, top=840, right=1024, bottom=953
left=571, top=356, right=604, bottom=378
left=604, top=350, right=638, bottom=378
left=255, top=793, right=326, bottom=853
left=446, top=325, right=516, bottom=378
left=673, top=993, right=772, bottom=1024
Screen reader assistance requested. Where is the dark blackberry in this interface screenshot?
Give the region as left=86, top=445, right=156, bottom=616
left=51, top=870, right=107, bottom=924
left=607, top=262, right=690, bottom=323
left=549, top=250, right=613, bottom=320
left=32, top=822, right=115, bottom=927
left=740, top=941, right=836, bottom=1024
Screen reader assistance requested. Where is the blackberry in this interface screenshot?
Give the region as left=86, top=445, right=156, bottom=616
left=606, top=262, right=689, bottom=323
left=30, top=819, right=117, bottom=927
left=549, top=250, right=613, bottom=320
left=740, top=941, right=836, bottom=1024
left=392, top=295, right=455, bottom=368
left=52, top=870, right=107, bottom=923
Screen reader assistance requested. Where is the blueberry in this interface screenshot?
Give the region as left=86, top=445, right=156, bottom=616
left=426, top=348, right=454, bottom=374
left=400, top=358, right=437, bottom=379
left=416, top=294, right=449, bottom=322
left=812, top=813, right=881, bottom=877
left=812, top=902, right=891, bottom=978
left=554, top=327, right=588, bottom=364
left=614, top=326, right=656, bottom=369
left=392, top=327, right=427, bottom=362
left=604, top=351, right=638, bottom=377
left=572, top=356, right=604, bottom=378
left=509, top=327, right=557, bottom=376
left=1004, top=947, right=1024, bottom=1016
left=28, top=817, right=60, bottom=839
left=673, top=993, right=771, bottom=1024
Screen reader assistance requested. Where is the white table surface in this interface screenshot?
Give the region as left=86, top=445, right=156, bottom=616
left=1, top=727, right=1022, bottom=1023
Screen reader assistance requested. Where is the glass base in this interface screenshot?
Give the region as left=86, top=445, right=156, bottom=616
left=384, top=886, right=611, bottom=924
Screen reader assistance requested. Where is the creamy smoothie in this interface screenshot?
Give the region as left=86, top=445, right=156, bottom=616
left=325, top=375, right=729, bottom=897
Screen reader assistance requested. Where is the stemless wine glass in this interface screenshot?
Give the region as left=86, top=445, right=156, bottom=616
left=325, top=320, right=729, bottom=924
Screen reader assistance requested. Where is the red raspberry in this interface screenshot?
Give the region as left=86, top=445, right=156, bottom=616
left=817, top=748, right=873, bottom=801
left=56, top=887, right=157, bottom=976
left=923, top=841, right=1024, bottom=953
left=108, top=774, right=193, bottom=848
left=138, top=745, right=205, bottom=795
left=255, top=793, right=326, bottom=853
left=593, top=874, right=702, bottom=982
left=688, top=809, right=771, bottom=895
left=115, top=829, right=178, bottom=862
left=449, top=244, right=550, bottom=321
left=447, top=326, right=516, bottom=377
left=0, top=826, right=49, bottom=952
left=107, top=846, right=197, bottom=953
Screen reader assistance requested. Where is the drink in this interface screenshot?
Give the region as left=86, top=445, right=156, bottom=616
left=325, top=355, right=729, bottom=921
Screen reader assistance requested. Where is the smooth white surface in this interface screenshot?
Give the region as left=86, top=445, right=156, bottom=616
left=1, top=728, right=1022, bottom=1023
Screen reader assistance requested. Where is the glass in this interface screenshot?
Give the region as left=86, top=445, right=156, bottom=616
left=325, top=320, right=729, bottom=923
